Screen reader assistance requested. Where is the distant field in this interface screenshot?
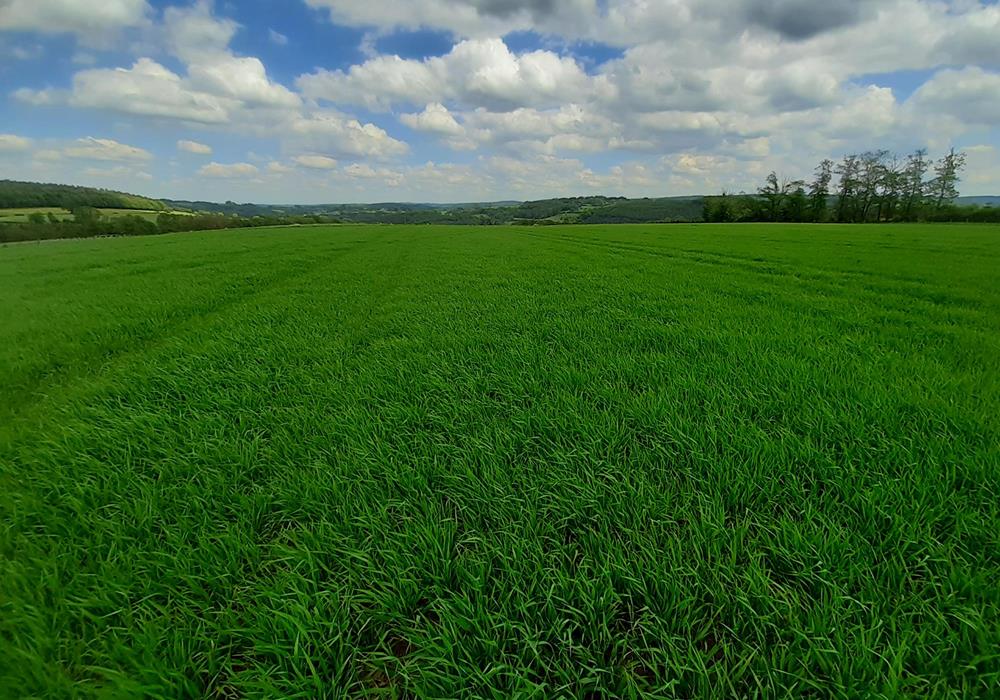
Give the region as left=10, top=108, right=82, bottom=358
left=0, top=207, right=72, bottom=222
left=1, top=224, right=998, bottom=697
left=0, top=207, right=189, bottom=223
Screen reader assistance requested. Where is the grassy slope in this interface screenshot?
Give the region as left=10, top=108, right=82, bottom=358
left=1, top=224, right=998, bottom=698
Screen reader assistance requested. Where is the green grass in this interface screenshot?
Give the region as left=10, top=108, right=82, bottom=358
left=1, top=223, right=998, bottom=698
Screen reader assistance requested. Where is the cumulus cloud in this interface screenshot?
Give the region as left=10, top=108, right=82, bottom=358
left=12, top=1, right=408, bottom=170
left=304, top=0, right=913, bottom=47
left=341, top=162, right=404, bottom=185
left=293, top=154, right=339, bottom=169
left=908, top=67, right=1000, bottom=127
left=163, top=0, right=237, bottom=62
left=198, top=162, right=259, bottom=178
left=186, top=55, right=300, bottom=108
left=69, top=58, right=233, bottom=124
left=287, top=112, right=409, bottom=158
left=401, top=103, right=464, bottom=136
left=178, top=139, right=213, bottom=155
left=304, top=0, right=595, bottom=39
left=6, top=0, right=1000, bottom=198
left=0, top=0, right=150, bottom=44
left=298, top=37, right=602, bottom=111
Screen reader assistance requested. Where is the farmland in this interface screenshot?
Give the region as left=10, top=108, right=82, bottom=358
left=1, top=223, right=998, bottom=697
left=0, top=207, right=189, bottom=224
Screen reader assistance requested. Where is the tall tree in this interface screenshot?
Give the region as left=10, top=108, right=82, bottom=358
left=809, top=159, right=833, bottom=222
left=929, top=148, right=967, bottom=209
left=758, top=171, right=783, bottom=221
left=758, top=172, right=805, bottom=222
left=876, top=154, right=903, bottom=222
left=784, top=184, right=809, bottom=222
left=902, top=149, right=930, bottom=220
left=835, top=155, right=860, bottom=222
left=857, top=150, right=889, bottom=222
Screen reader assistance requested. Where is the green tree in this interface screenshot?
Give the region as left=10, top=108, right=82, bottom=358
left=784, top=185, right=808, bottom=222
left=72, top=206, right=100, bottom=224
left=835, top=155, right=860, bottom=222
left=902, top=149, right=930, bottom=220
left=809, top=159, right=833, bottom=222
left=929, top=148, right=967, bottom=210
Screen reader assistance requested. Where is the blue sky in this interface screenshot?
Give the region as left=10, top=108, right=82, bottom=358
left=1, top=0, right=998, bottom=203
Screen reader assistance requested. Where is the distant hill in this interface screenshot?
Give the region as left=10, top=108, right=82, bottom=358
left=5, top=179, right=997, bottom=230
left=956, top=196, right=1000, bottom=207
left=0, top=180, right=167, bottom=211
left=162, top=195, right=709, bottom=224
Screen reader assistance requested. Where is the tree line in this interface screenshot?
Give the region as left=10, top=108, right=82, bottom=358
left=703, top=148, right=999, bottom=223
left=0, top=208, right=343, bottom=243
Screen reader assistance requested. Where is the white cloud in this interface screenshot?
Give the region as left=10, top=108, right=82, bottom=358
left=162, top=0, right=237, bottom=62
left=305, top=0, right=596, bottom=39
left=303, top=0, right=994, bottom=57
left=0, top=0, right=150, bottom=44
left=198, top=162, right=259, bottom=178
left=293, top=154, right=339, bottom=170
left=401, top=103, right=464, bottom=136
left=908, top=67, right=1000, bottom=127
left=11, top=0, right=408, bottom=171
left=287, top=112, right=409, bottom=158
left=341, top=163, right=404, bottom=185
left=0, top=134, right=33, bottom=152
left=58, top=3, right=296, bottom=124
left=6, top=0, right=1000, bottom=200
left=178, top=139, right=213, bottom=155
left=63, top=137, right=152, bottom=162
left=69, top=59, right=233, bottom=124
left=186, top=55, right=300, bottom=108
left=297, top=37, right=602, bottom=111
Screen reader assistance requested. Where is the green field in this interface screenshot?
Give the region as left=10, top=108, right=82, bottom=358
left=2, top=224, right=998, bottom=697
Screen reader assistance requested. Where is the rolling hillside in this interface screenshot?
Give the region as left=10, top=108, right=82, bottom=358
left=0, top=180, right=167, bottom=212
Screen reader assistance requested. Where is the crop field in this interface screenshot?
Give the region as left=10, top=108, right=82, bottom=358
left=1, top=223, right=998, bottom=698
left=0, top=207, right=188, bottom=223
left=0, top=207, right=73, bottom=223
